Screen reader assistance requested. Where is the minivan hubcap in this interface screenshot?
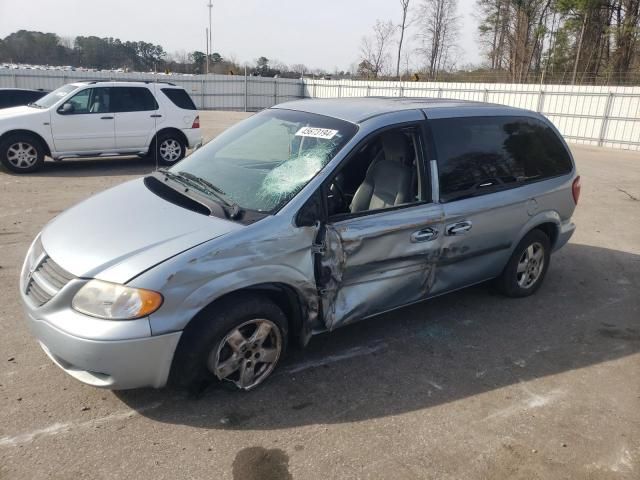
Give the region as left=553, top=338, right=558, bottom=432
left=7, top=142, right=37, bottom=169
left=159, top=139, right=182, bottom=162
left=209, top=319, right=282, bottom=390
left=517, top=242, right=545, bottom=288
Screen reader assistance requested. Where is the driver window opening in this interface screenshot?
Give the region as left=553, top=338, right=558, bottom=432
left=327, top=126, right=424, bottom=217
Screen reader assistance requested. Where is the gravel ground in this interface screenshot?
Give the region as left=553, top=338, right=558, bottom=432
left=0, top=111, right=639, bottom=480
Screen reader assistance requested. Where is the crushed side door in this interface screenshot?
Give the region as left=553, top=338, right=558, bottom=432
left=315, top=203, right=445, bottom=330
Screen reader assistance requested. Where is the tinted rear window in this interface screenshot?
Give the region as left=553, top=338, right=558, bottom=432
left=431, top=116, right=573, bottom=202
left=161, top=88, right=197, bottom=110
left=111, top=87, right=158, bottom=112
left=161, top=88, right=196, bottom=110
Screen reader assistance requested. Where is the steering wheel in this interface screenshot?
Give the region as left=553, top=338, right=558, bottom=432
left=330, top=179, right=348, bottom=210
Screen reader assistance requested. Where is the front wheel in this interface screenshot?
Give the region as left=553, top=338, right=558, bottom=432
left=148, top=133, right=186, bottom=166
left=496, top=229, right=551, bottom=297
left=0, top=134, right=46, bottom=173
left=170, top=295, right=288, bottom=391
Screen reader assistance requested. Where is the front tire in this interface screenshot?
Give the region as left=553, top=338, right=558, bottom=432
left=0, top=134, right=46, bottom=173
left=170, top=294, right=288, bottom=391
left=497, top=229, right=551, bottom=297
left=148, top=132, right=186, bottom=166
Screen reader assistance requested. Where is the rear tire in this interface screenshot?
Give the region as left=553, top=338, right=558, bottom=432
left=0, top=134, right=45, bottom=173
left=170, top=294, right=288, bottom=392
left=147, top=132, right=186, bottom=166
left=496, top=229, right=551, bottom=298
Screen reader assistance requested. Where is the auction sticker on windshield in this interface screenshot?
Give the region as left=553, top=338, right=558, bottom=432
left=295, top=127, right=339, bottom=139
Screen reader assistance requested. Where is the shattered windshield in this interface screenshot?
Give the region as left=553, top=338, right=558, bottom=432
left=172, top=109, right=357, bottom=212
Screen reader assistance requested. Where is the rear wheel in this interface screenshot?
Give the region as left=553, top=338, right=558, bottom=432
left=0, top=134, right=45, bottom=173
left=170, top=294, right=288, bottom=391
left=496, top=229, right=551, bottom=297
left=148, top=132, right=186, bottom=166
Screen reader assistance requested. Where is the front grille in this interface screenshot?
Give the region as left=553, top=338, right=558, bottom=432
left=24, top=248, right=74, bottom=307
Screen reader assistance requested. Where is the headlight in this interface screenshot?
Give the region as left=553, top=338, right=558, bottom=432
left=72, top=279, right=163, bottom=320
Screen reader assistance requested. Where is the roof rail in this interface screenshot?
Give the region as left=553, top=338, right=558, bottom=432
left=79, top=79, right=177, bottom=86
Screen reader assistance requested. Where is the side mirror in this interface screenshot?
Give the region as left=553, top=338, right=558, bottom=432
left=59, top=103, right=74, bottom=114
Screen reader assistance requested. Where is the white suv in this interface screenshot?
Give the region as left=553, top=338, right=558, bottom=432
left=0, top=80, right=202, bottom=173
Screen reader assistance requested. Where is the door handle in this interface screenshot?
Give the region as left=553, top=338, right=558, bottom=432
left=446, top=221, right=472, bottom=236
left=411, top=227, right=438, bottom=243
left=150, top=114, right=162, bottom=118
left=100, top=116, right=114, bottom=120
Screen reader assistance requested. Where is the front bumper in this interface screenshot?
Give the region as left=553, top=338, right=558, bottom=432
left=26, top=312, right=181, bottom=389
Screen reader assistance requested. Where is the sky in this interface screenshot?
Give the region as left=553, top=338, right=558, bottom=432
left=0, top=0, right=482, bottom=71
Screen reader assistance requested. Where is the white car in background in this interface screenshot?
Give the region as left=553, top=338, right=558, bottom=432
left=0, top=80, right=202, bottom=173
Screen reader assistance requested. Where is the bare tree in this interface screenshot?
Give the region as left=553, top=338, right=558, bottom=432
left=396, top=0, right=412, bottom=79
left=417, top=0, right=460, bottom=79
left=359, top=20, right=396, bottom=78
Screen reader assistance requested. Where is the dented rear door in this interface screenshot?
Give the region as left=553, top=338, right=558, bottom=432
left=318, top=202, right=444, bottom=330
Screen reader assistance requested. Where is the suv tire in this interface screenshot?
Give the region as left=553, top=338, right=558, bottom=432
left=497, top=229, right=551, bottom=298
left=148, top=132, right=186, bottom=166
left=170, top=294, right=288, bottom=392
left=0, top=133, right=46, bottom=173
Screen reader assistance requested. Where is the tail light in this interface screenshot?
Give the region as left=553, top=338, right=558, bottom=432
left=191, top=115, right=200, bottom=128
left=572, top=176, right=581, bottom=205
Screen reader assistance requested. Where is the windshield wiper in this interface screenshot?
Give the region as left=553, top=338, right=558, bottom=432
left=158, top=168, right=242, bottom=219
left=27, top=103, right=43, bottom=108
left=177, top=171, right=243, bottom=219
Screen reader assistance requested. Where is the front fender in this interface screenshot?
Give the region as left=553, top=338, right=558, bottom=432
left=147, top=265, right=317, bottom=336
left=0, top=111, right=52, bottom=142
left=129, top=220, right=319, bottom=336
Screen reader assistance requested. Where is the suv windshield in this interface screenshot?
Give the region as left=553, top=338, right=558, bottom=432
left=172, top=109, right=357, bottom=213
left=32, top=84, right=78, bottom=108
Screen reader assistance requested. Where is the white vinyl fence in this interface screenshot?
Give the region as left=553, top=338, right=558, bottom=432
left=2, top=69, right=640, bottom=151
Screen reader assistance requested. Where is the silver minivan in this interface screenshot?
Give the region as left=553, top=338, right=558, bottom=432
left=19, top=98, right=580, bottom=391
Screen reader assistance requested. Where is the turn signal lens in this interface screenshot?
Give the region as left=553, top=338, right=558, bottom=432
left=192, top=115, right=200, bottom=128
left=72, top=279, right=163, bottom=320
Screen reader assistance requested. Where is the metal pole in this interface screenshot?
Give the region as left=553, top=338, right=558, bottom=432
left=244, top=65, right=248, bottom=112
left=201, top=78, right=205, bottom=110
left=274, top=79, right=278, bottom=106
left=209, top=0, right=213, bottom=57
left=206, top=0, right=213, bottom=74
left=205, top=28, right=209, bottom=75
left=536, top=90, right=545, bottom=113
left=598, top=92, right=614, bottom=147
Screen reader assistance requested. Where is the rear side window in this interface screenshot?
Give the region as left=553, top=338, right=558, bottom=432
left=111, top=87, right=158, bottom=112
left=161, top=88, right=197, bottom=110
left=431, top=116, right=573, bottom=202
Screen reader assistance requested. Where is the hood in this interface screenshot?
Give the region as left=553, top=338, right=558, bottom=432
left=41, top=178, right=244, bottom=284
left=0, top=105, right=44, bottom=119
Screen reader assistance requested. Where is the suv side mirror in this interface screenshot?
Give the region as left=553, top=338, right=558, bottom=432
left=59, top=103, right=74, bottom=114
